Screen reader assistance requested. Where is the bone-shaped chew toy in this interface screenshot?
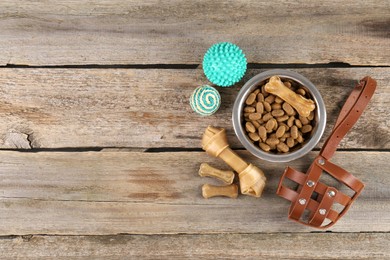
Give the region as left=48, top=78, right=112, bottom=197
left=199, top=163, right=235, bottom=184
left=202, top=184, right=238, bottom=199
left=202, top=126, right=266, bottom=197
left=265, top=76, right=315, bottom=117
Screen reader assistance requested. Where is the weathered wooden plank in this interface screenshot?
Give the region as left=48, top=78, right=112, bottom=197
left=0, top=151, right=388, bottom=234
left=1, top=233, right=389, bottom=259
left=0, top=68, right=388, bottom=149
left=0, top=1, right=389, bottom=66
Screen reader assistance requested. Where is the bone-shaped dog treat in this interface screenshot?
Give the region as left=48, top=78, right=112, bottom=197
left=202, top=126, right=266, bottom=197
left=202, top=183, right=238, bottom=199
left=199, top=163, right=235, bottom=184
left=265, top=76, right=315, bottom=117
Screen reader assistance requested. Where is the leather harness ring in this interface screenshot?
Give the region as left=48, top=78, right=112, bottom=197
left=276, top=76, right=377, bottom=228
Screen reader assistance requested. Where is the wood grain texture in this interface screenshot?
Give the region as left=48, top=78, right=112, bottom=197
left=1, top=233, right=389, bottom=259
left=0, top=150, right=388, bottom=235
left=0, top=68, right=388, bottom=149
left=0, top=0, right=389, bottom=66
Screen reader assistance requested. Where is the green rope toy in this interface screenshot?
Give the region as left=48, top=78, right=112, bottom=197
left=202, top=42, right=247, bottom=87
left=190, top=85, right=221, bottom=116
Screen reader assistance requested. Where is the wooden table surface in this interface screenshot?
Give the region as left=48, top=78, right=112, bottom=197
left=0, top=1, right=389, bottom=259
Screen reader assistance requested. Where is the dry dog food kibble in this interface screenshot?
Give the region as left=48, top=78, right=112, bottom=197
left=246, top=93, right=257, bottom=105
left=245, top=122, right=256, bottom=133
left=249, top=113, right=262, bottom=121
left=263, top=101, right=272, bottom=112
left=244, top=106, right=256, bottom=113
left=243, top=77, right=316, bottom=153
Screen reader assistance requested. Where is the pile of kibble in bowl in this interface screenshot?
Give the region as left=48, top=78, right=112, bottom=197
left=243, top=79, right=315, bottom=153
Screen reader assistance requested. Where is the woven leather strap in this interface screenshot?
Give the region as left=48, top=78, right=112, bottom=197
left=276, top=76, right=377, bottom=228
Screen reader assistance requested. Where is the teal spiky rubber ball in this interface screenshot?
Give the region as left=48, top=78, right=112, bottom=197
left=203, top=42, right=247, bottom=87
left=190, top=85, right=221, bottom=116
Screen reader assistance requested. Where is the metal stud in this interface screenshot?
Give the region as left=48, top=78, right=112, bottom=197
left=298, top=198, right=306, bottom=205
left=318, top=158, right=325, bottom=165
left=306, top=180, right=315, bottom=187
left=319, top=209, right=327, bottom=215
left=328, top=190, right=336, bottom=197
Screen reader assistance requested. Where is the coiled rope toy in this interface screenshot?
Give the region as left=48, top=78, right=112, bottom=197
left=190, top=85, right=221, bottom=116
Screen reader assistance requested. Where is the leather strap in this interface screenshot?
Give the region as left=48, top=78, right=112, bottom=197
left=320, top=77, right=377, bottom=159
left=276, top=76, right=377, bottom=228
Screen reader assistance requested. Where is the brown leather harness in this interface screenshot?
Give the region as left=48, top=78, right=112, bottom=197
left=276, top=76, right=377, bottom=228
